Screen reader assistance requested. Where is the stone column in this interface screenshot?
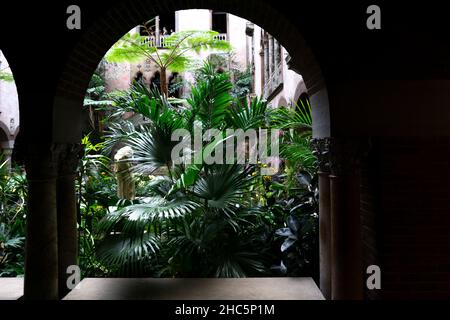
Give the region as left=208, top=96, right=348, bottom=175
left=1, top=147, right=13, bottom=172
left=23, top=144, right=60, bottom=300
left=312, top=138, right=332, bottom=300
left=268, top=35, right=274, bottom=77
left=329, top=138, right=368, bottom=300
left=1, top=140, right=14, bottom=172
left=57, top=144, right=82, bottom=299
left=264, top=34, right=270, bottom=85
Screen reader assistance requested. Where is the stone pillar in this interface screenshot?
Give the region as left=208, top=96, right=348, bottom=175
left=57, top=144, right=82, bottom=299
left=259, top=42, right=265, bottom=90
left=263, top=34, right=270, bottom=85
left=329, top=138, right=368, bottom=300
left=23, top=144, right=60, bottom=300
left=312, top=138, right=332, bottom=300
left=1, top=140, right=14, bottom=172
left=1, top=147, right=13, bottom=171
left=268, top=35, right=274, bottom=76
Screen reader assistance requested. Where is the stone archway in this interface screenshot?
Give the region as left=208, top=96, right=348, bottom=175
left=52, top=0, right=330, bottom=143
left=22, top=0, right=367, bottom=301
left=0, top=49, right=20, bottom=170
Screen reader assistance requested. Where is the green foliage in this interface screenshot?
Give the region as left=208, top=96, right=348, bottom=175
left=77, top=136, right=116, bottom=276
left=0, top=71, right=14, bottom=82
left=226, top=97, right=270, bottom=130
left=78, top=60, right=319, bottom=279
left=0, top=156, right=27, bottom=277
left=83, top=70, right=118, bottom=138
left=187, top=66, right=233, bottom=129
left=271, top=100, right=316, bottom=173
left=230, top=66, right=253, bottom=101
left=105, top=29, right=231, bottom=96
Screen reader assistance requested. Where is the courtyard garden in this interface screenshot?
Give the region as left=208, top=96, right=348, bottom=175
left=0, top=28, right=319, bottom=282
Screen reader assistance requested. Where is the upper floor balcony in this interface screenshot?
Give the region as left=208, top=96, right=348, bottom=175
left=263, top=61, right=283, bottom=100
left=142, top=33, right=227, bottom=49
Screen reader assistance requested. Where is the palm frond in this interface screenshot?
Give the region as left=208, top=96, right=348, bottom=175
left=187, top=70, right=232, bottom=129
left=102, top=121, right=137, bottom=156
left=105, top=32, right=157, bottom=64
left=280, top=134, right=317, bottom=172
left=193, top=165, right=255, bottom=211
left=96, top=233, right=159, bottom=276
left=271, top=99, right=313, bottom=131
left=98, top=196, right=200, bottom=237
left=227, top=97, right=270, bottom=130
left=126, top=111, right=185, bottom=175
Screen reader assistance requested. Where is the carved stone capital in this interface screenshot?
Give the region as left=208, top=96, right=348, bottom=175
left=58, top=143, right=83, bottom=176
left=311, top=138, right=331, bottom=173
left=20, top=143, right=62, bottom=180
left=328, top=138, right=371, bottom=176
left=15, top=143, right=83, bottom=180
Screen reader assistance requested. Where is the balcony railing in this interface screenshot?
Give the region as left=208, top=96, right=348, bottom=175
left=142, top=34, right=227, bottom=49
left=214, top=33, right=227, bottom=41
left=263, top=61, right=283, bottom=100
left=141, top=35, right=173, bottom=48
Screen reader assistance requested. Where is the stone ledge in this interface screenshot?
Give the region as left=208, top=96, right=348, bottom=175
left=0, top=278, right=24, bottom=300
left=63, top=277, right=324, bottom=300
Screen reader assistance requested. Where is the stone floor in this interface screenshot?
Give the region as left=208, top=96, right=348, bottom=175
left=0, top=277, right=324, bottom=300
left=0, top=278, right=24, bottom=300
left=63, top=277, right=324, bottom=300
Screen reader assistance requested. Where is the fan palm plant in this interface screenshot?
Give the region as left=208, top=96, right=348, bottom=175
left=95, top=64, right=275, bottom=276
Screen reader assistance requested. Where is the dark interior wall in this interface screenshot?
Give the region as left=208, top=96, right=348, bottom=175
left=328, top=80, right=450, bottom=136
left=360, top=136, right=450, bottom=300
left=360, top=141, right=381, bottom=300
left=376, top=137, right=450, bottom=299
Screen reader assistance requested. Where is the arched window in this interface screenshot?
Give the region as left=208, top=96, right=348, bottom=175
left=150, top=71, right=161, bottom=91
left=133, top=71, right=144, bottom=83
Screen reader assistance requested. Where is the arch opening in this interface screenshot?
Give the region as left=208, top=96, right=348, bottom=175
left=17, top=0, right=334, bottom=300
left=0, top=49, right=20, bottom=168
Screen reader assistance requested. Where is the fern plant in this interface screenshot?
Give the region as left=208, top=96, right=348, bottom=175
left=105, top=27, right=231, bottom=97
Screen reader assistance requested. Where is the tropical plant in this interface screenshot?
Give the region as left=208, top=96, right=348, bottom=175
left=83, top=69, right=118, bottom=139
left=273, top=194, right=319, bottom=278
left=271, top=99, right=316, bottom=173
left=76, top=135, right=116, bottom=276
left=93, top=65, right=275, bottom=277
left=230, top=66, right=252, bottom=101
left=0, top=156, right=27, bottom=277
left=78, top=60, right=319, bottom=279
left=0, top=70, right=14, bottom=82
left=0, top=222, right=25, bottom=277
left=105, top=24, right=231, bottom=97
left=0, top=57, right=14, bottom=83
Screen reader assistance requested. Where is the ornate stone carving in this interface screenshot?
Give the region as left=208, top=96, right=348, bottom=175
left=14, top=142, right=83, bottom=180
left=328, top=138, right=371, bottom=176
left=312, top=137, right=371, bottom=176
left=19, top=143, right=62, bottom=180
left=58, top=143, right=83, bottom=176
left=311, top=137, right=331, bottom=173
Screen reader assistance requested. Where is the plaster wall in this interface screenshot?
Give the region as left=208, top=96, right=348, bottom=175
left=0, top=50, right=19, bottom=143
